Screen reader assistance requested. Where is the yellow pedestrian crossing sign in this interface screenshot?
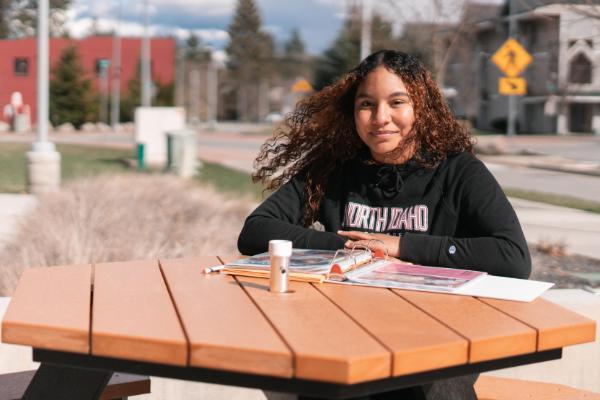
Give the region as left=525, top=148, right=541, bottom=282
left=499, top=77, right=527, bottom=95
left=292, top=79, right=313, bottom=93
left=491, top=38, right=533, bottom=77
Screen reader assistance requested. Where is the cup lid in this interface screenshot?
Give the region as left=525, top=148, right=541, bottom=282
left=269, top=240, right=292, bottom=257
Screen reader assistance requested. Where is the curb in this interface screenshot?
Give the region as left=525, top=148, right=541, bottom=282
left=479, top=154, right=600, bottom=177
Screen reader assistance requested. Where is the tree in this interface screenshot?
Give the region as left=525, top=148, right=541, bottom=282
left=226, top=0, right=274, bottom=120
left=280, top=28, right=309, bottom=79
left=120, top=61, right=174, bottom=122
left=49, top=46, right=97, bottom=128
left=0, top=0, right=11, bottom=38
left=185, top=33, right=212, bottom=62
left=313, top=10, right=398, bottom=90
left=6, top=0, right=72, bottom=37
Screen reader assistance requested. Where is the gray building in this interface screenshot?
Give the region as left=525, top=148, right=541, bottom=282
left=442, top=0, right=600, bottom=135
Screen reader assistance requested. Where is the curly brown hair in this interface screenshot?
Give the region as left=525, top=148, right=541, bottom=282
left=253, top=50, right=474, bottom=226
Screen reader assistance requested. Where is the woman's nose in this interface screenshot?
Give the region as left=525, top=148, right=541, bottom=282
left=373, top=104, right=391, bottom=126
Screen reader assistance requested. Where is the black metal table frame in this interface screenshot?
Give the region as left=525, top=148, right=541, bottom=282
left=22, top=348, right=562, bottom=400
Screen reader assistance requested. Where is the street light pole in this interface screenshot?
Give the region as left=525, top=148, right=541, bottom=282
left=141, top=0, right=151, bottom=107
left=207, top=56, right=218, bottom=130
left=360, top=0, right=372, bottom=61
left=111, top=0, right=122, bottom=131
left=507, top=3, right=517, bottom=136
left=35, top=0, right=50, bottom=150
left=27, top=0, right=61, bottom=193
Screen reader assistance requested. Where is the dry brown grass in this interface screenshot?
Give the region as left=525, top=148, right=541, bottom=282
left=0, top=174, right=255, bottom=296
left=533, top=239, right=568, bottom=258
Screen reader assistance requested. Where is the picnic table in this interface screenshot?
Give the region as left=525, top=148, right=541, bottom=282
left=1, top=256, right=596, bottom=399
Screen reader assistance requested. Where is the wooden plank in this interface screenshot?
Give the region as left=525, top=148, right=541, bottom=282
left=316, top=283, right=468, bottom=376
left=394, top=290, right=537, bottom=363
left=159, top=257, right=293, bottom=377
left=1, top=265, right=91, bottom=354
left=480, top=297, right=597, bottom=351
left=474, top=375, right=600, bottom=400
left=92, top=259, right=187, bottom=366
left=237, top=276, right=391, bottom=384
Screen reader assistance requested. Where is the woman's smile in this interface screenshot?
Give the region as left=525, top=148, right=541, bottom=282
left=370, top=130, right=399, bottom=137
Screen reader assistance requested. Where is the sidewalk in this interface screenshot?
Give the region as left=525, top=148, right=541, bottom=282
left=0, top=194, right=36, bottom=249
left=509, top=197, right=600, bottom=259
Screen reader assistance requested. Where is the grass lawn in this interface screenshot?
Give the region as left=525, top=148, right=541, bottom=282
left=196, top=161, right=266, bottom=200
left=0, top=143, right=266, bottom=199
left=0, top=143, right=134, bottom=193
left=505, top=187, right=600, bottom=214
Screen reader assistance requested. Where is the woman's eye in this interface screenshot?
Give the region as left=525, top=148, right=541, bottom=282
left=359, top=101, right=373, bottom=108
left=391, top=99, right=405, bottom=107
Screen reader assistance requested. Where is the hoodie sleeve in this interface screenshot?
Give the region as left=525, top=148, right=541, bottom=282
left=237, top=174, right=346, bottom=255
left=401, top=155, right=531, bottom=279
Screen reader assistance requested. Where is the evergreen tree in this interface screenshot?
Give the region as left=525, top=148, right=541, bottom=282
left=185, top=33, right=211, bottom=62
left=120, top=61, right=174, bottom=122
left=120, top=73, right=140, bottom=123
left=0, top=0, right=10, bottom=38
left=226, top=0, right=274, bottom=81
left=281, top=28, right=309, bottom=79
left=285, top=28, right=306, bottom=56
left=313, top=12, right=398, bottom=90
left=49, top=46, right=97, bottom=128
left=226, top=0, right=274, bottom=120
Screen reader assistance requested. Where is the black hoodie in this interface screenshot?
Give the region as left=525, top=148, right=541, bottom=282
left=237, top=151, right=531, bottom=279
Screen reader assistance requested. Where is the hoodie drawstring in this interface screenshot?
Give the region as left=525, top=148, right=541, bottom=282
left=375, top=165, right=405, bottom=198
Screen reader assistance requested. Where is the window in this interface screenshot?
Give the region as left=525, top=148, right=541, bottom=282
left=95, top=59, right=110, bottom=76
left=569, top=53, right=592, bottom=84
left=14, top=58, right=29, bottom=76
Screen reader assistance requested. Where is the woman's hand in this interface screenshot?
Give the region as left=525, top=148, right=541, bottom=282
left=337, top=230, right=401, bottom=258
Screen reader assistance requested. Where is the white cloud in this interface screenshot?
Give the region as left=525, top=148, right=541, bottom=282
left=172, top=27, right=229, bottom=43
left=146, top=0, right=235, bottom=17
left=314, top=0, right=345, bottom=8
left=69, top=0, right=236, bottom=24
left=66, top=16, right=229, bottom=45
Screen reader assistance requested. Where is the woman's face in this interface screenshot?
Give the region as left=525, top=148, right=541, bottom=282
left=354, top=66, right=415, bottom=164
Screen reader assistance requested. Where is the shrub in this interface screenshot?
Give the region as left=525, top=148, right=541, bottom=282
left=0, top=174, right=254, bottom=295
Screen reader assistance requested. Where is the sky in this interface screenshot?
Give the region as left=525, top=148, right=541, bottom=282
left=64, top=0, right=503, bottom=57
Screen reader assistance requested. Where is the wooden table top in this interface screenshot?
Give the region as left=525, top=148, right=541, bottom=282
left=1, top=256, right=596, bottom=385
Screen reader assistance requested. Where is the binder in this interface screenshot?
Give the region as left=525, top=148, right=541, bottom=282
left=213, top=247, right=553, bottom=302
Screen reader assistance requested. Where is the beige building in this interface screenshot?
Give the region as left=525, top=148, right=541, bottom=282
left=441, top=0, right=600, bottom=135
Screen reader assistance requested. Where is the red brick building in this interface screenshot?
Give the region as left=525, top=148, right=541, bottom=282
left=0, top=35, right=175, bottom=124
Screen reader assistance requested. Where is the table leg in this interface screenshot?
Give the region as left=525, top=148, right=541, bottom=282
left=21, top=363, right=112, bottom=400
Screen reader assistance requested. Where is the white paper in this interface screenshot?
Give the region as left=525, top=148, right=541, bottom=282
left=455, top=275, right=554, bottom=302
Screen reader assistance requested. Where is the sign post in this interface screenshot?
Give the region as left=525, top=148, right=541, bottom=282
left=491, top=37, right=533, bottom=135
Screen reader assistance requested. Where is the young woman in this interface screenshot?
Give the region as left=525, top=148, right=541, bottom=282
left=238, top=49, right=531, bottom=280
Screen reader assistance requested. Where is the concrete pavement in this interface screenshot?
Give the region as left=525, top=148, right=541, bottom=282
left=509, top=197, right=600, bottom=259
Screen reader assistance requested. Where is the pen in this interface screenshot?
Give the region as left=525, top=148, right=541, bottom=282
left=204, top=265, right=224, bottom=274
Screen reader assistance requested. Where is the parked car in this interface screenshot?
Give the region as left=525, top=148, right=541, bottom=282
left=264, top=112, right=284, bottom=123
